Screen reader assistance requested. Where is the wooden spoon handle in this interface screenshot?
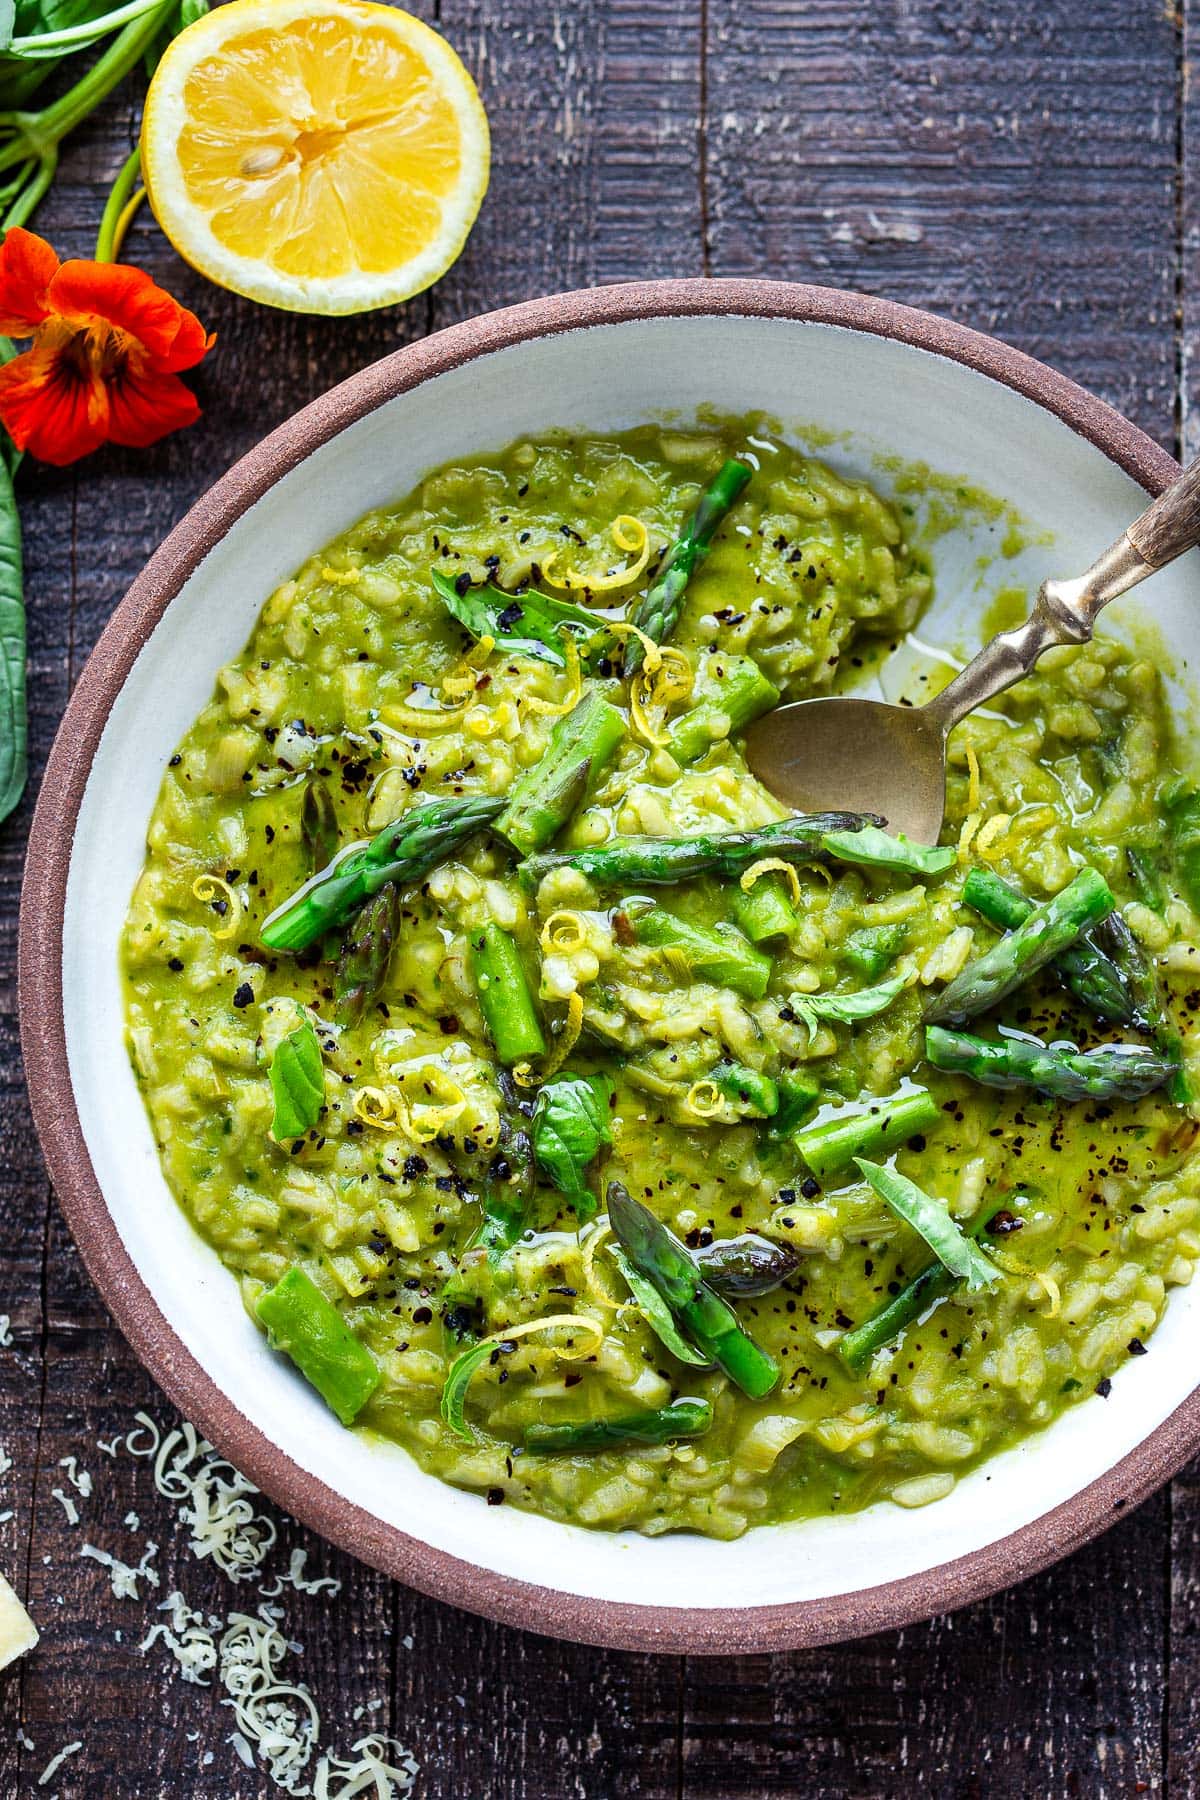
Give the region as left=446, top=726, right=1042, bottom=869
left=1126, top=457, right=1200, bottom=568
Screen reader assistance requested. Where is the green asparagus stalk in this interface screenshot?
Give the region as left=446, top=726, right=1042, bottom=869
left=624, top=459, right=753, bottom=674
left=257, top=1266, right=380, bottom=1426
left=1099, top=909, right=1191, bottom=1104
left=1127, top=846, right=1166, bottom=914
left=767, top=1071, right=821, bottom=1138
left=263, top=793, right=504, bottom=953
left=625, top=902, right=773, bottom=1000
left=667, top=654, right=779, bottom=765
left=844, top=922, right=908, bottom=980
left=961, top=866, right=1137, bottom=1026
left=519, top=810, right=879, bottom=889
left=470, top=922, right=545, bottom=1065
left=301, top=775, right=339, bottom=875
left=839, top=1207, right=1004, bottom=1372
left=710, top=1059, right=779, bottom=1117
left=694, top=1233, right=799, bottom=1297
left=925, top=866, right=1114, bottom=1025
left=523, top=1398, right=712, bottom=1454
left=606, top=1181, right=779, bottom=1397
left=924, top=1024, right=1177, bottom=1102
left=792, top=1085, right=940, bottom=1183
left=334, top=882, right=399, bottom=1025
left=732, top=874, right=798, bottom=944
left=496, top=690, right=625, bottom=856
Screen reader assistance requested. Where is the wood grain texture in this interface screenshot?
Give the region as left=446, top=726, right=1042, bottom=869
left=0, top=0, right=1195, bottom=1795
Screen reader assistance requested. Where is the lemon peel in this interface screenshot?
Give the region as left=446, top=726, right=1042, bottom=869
left=513, top=991, right=585, bottom=1087
left=975, top=814, right=1013, bottom=859
left=684, top=1079, right=728, bottom=1121
left=545, top=514, right=652, bottom=593
left=524, top=631, right=582, bottom=719
left=740, top=857, right=803, bottom=904
left=990, top=1249, right=1061, bottom=1317
left=352, top=1086, right=405, bottom=1131
left=192, top=873, right=241, bottom=940
left=540, top=911, right=587, bottom=953
left=630, top=646, right=693, bottom=747
left=964, top=740, right=981, bottom=815
left=580, top=1221, right=622, bottom=1310
left=321, top=565, right=362, bottom=586
left=608, top=620, right=662, bottom=675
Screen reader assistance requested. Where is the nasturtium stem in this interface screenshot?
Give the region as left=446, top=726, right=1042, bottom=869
left=95, top=144, right=142, bottom=261
left=11, top=0, right=165, bottom=56
left=470, top=921, right=546, bottom=1065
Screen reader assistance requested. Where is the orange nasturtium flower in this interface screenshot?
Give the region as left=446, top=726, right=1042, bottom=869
left=0, top=227, right=214, bottom=467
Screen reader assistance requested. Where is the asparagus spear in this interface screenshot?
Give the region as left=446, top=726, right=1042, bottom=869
left=711, top=1059, right=779, bottom=1117
left=924, top=866, right=1114, bottom=1025
left=624, top=459, right=753, bottom=674
left=496, top=691, right=625, bottom=856
left=844, top=921, right=908, bottom=980
left=732, top=874, right=798, bottom=945
left=606, top=1182, right=779, bottom=1397
left=334, top=882, right=399, bottom=1025
left=523, top=1398, right=712, bottom=1454
left=301, top=775, right=339, bottom=875
left=767, top=1071, right=821, bottom=1138
left=961, top=866, right=1136, bottom=1026
left=624, top=902, right=773, bottom=1000
left=924, top=1024, right=1177, bottom=1102
left=791, top=1085, right=939, bottom=1183
left=839, top=1207, right=1004, bottom=1372
left=470, top=923, right=546, bottom=1065
left=519, top=810, right=879, bottom=889
left=1098, top=909, right=1191, bottom=1104
left=257, top=1267, right=380, bottom=1426
left=1127, top=846, right=1166, bottom=913
left=694, top=1233, right=799, bottom=1297
left=262, top=793, right=504, bottom=952
left=667, top=655, right=779, bottom=765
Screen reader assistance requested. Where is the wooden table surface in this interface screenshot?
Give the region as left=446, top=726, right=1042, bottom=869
left=0, top=1, right=1195, bottom=1794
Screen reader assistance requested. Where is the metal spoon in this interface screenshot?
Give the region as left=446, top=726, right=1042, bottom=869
left=743, top=457, right=1200, bottom=844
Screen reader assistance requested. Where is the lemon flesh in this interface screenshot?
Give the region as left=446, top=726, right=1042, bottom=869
left=142, top=0, right=490, bottom=314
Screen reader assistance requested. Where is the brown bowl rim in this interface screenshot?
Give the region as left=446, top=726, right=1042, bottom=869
left=17, top=276, right=1191, bottom=1655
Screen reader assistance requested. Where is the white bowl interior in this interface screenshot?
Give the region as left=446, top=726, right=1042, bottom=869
left=62, top=313, right=1200, bottom=1615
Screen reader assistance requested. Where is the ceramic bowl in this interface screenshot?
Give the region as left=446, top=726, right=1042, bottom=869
left=19, top=280, right=1200, bottom=1654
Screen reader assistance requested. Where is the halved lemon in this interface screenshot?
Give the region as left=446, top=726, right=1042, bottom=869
left=141, top=0, right=490, bottom=315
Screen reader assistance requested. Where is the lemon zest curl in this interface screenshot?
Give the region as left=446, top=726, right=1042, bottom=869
left=192, top=873, right=241, bottom=941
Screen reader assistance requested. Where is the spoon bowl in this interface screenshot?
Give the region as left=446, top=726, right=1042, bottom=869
left=743, top=696, right=947, bottom=844
left=743, top=470, right=1200, bottom=842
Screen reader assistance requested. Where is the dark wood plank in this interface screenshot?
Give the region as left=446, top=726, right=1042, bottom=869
left=692, top=2, right=1181, bottom=1795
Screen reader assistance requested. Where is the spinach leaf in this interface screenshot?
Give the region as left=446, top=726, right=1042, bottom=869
left=431, top=567, right=606, bottom=667
left=268, top=1018, right=324, bottom=1141
left=0, top=447, right=25, bottom=825
left=610, top=1244, right=710, bottom=1367
left=531, top=1072, right=612, bottom=1219
left=821, top=824, right=956, bottom=876
left=855, top=1158, right=998, bottom=1291
left=789, top=967, right=910, bottom=1037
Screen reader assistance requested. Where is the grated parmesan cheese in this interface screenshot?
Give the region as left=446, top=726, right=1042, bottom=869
left=139, top=1590, right=218, bottom=1687
left=122, top=1412, right=276, bottom=1580
left=79, top=1539, right=159, bottom=1601
left=57, top=1456, right=92, bottom=1498
left=260, top=1549, right=342, bottom=1600
left=0, top=1314, right=12, bottom=1347
left=37, top=1742, right=82, bottom=1788
left=50, top=1489, right=79, bottom=1527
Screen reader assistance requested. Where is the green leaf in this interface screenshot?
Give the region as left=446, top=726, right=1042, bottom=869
left=269, top=1018, right=324, bottom=1141
left=610, top=1244, right=710, bottom=1367
left=789, top=967, right=911, bottom=1038
left=0, top=451, right=25, bottom=825
left=821, top=825, right=956, bottom=876
left=431, top=567, right=606, bottom=667
left=440, top=1336, right=499, bottom=1441
left=531, top=1072, right=612, bottom=1219
left=854, top=1158, right=999, bottom=1291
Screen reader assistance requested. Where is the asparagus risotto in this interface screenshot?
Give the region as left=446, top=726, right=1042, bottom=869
left=122, top=423, right=1200, bottom=1537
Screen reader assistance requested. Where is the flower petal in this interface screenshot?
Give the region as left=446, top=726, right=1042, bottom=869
left=104, top=361, right=201, bottom=449
left=0, top=340, right=108, bottom=466
left=0, top=228, right=61, bottom=335
left=47, top=259, right=213, bottom=371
